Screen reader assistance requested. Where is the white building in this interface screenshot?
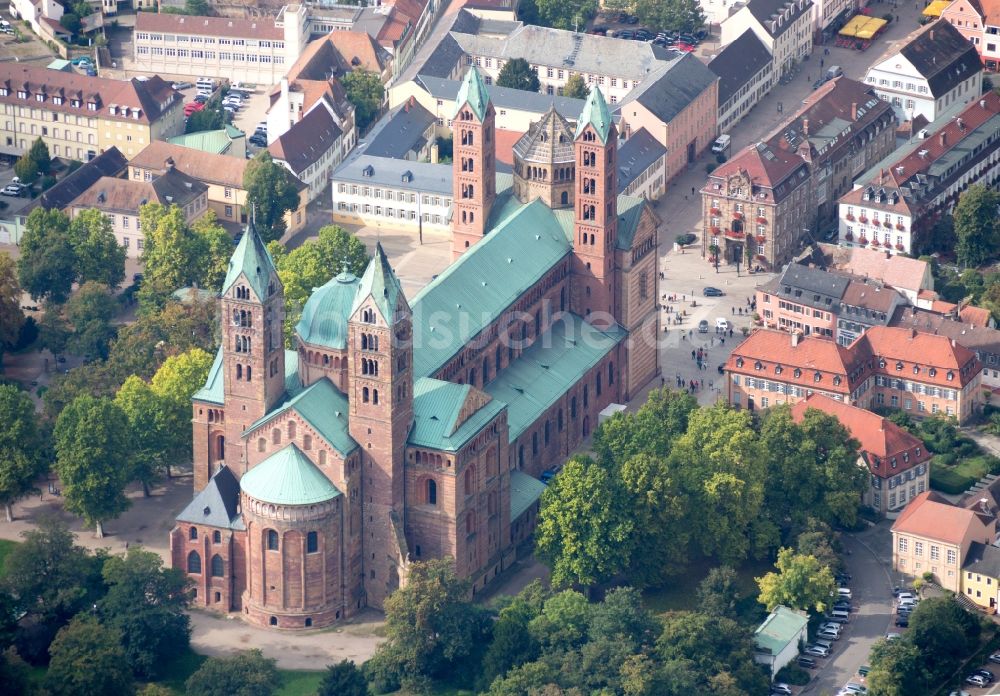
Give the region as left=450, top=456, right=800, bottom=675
left=268, top=102, right=347, bottom=203
left=10, top=0, right=62, bottom=38
left=721, top=0, right=814, bottom=79
left=864, top=20, right=983, bottom=124
left=752, top=606, right=809, bottom=680
left=708, top=29, right=775, bottom=133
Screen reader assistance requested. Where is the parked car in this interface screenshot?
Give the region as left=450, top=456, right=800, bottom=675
left=885, top=633, right=901, bottom=641
left=897, top=592, right=916, bottom=602
left=988, top=653, right=1000, bottom=665
left=837, top=587, right=852, bottom=599
left=702, top=286, right=725, bottom=297
left=249, top=134, right=267, bottom=147
left=798, top=656, right=818, bottom=669
left=1, top=183, right=21, bottom=195
left=85, top=67, right=97, bottom=76
left=172, top=81, right=194, bottom=90
left=716, top=318, right=729, bottom=331
left=817, top=629, right=841, bottom=641
left=843, top=684, right=868, bottom=694
left=805, top=644, right=830, bottom=657
left=966, top=675, right=988, bottom=687
left=193, top=94, right=209, bottom=103
left=894, top=615, right=909, bottom=627
left=974, top=669, right=995, bottom=682
left=771, top=684, right=792, bottom=696
left=698, top=319, right=709, bottom=333
left=858, top=665, right=870, bottom=677
left=948, top=691, right=971, bottom=696
left=70, top=56, right=92, bottom=66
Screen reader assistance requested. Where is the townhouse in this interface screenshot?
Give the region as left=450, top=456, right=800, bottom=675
left=838, top=91, right=1000, bottom=254
left=791, top=394, right=932, bottom=514
left=721, top=0, right=814, bottom=79
left=892, top=304, right=1000, bottom=389
left=725, top=325, right=983, bottom=423
left=268, top=104, right=346, bottom=204
left=864, top=20, right=983, bottom=123
left=0, top=65, right=182, bottom=161
left=829, top=245, right=934, bottom=304
left=940, top=0, right=1000, bottom=73
left=708, top=29, right=775, bottom=134
left=892, top=490, right=995, bottom=592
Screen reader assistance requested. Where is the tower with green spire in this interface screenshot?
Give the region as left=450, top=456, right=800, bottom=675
left=571, top=86, right=619, bottom=325
left=347, top=242, right=413, bottom=609
left=451, top=66, right=497, bottom=259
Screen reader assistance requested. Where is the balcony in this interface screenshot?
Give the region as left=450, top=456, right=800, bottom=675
left=845, top=213, right=855, bottom=221
left=732, top=211, right=744, bottom=220
left=858, top=216, right=868, bottom=224
left=882, top=220, right=893, bottom=229
left=710, top=207, right=721, bottom=215
left=725, top=229, right=745, bottom=239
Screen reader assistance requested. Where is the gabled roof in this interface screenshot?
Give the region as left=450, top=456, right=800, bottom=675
left=268, top=104, right=344, bottom=174
left=41, top=146, right=127, bottom=210
left=240, top=444, right=341, bottom=506
left=364, top=98, right=437, bottom=159
left=707, top=143, right=810, bottom=202
left=453, top=66, right=491, bottom=121
left=828, top=246, right=930, bottom=295
left=962, top=541, right=1000, bottom=578
left=745, top=0, right=814, bottom=37
left=708, top=30, right=772, bottom=106
left=754, top=606, right=808, bottom=655
left=222, top=221, right=277, bottom=301
left=890, top=305, right=1000, bottom=358
left=616, top=128, right=666, bottom=193
left=510, top=470, right=547, bottom=520
left=620, top=53, right=717, bottom=125
left=66, top=169, right=206, bottom=215
left=175, top=465, right=243, bottom=530
left=409, top=377, right=506, bottom=451
left=896, top=20, right=982, bottom=97
left=131, top=140, right=250, bottom=189
left=296, top=270, right=361, bottom=350
left=893, top=490, right=989, bottom=545
left=725, top=329, right=856, bottom=394
left=576, top=86, right=613, bottom=143
left=244, top=377, right=358, bottom=456
left=352, top=242, right=405, bottom=322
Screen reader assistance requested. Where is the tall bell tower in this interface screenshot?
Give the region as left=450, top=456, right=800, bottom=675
left=451, top=67, right=496, bottom=259
left=570, top=87, right=619, bottom=326
left=347, top=243, right=413, bottom=609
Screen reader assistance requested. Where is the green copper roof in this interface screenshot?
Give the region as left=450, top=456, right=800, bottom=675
left=351, top=242, right=405, bottom=323
left=240, top=444, right=341, bottom=506
left=167, top=128, right=236, bottom=154
left=193, top=348, right=301, bottom=406
left=753, top=606, right=809, bottom=656
left=485, top=313, right=625, bottom=442
left=453, top=66, right=491, bottom=121
left=296, top=271, right=361, bottom=349
left=575, top=86, right=613, bottom=143
left=409, top=378, right=507, bottom=452
left=222, top=222, right=277, bottom=301
left=411, top=198, right=572, bottom=378
left=615, top=193, right=648, bottom=251
left=510, top=470, right=547, bottom=521
left=244, top=377, right=358, bottom=456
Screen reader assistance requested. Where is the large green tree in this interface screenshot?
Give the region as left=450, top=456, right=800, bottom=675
left=98, top=547, right=191, bottom=679
left=867, top=637, right=927, bottom=696
left=755, top=547, right=837, bottom=612
left=907, top=596, right=980, bottom=682
left=696, top=566, right=740, bottom=619
left=54, top=395, right=131, bottom=537
left=529, top=0, right=596, bottom=30
left=317, top=660, right=368, bottom=696
left=592, top=387, right=697, bottom=466
left=151, top=347, right=213, bottom=476
left=67, top=209, right=126, bottom=289
left=342, top=69, right=384, bottom=131
left=562, top=73, right=590, bottom=99
left=635, top=0, right=705, bottom=33
left=17, top=208, right=77, bottom=304
left=185, top=649, right=280, bottom=696
left=955, top=184, right=1000, bottom=267
left=28, top=136, right=52, bottom=175
left=64, top=281, right=118, bottom=360
left=0, top=254, right=24, bottom=359
left=497, top=58, right=542, bottom=92
left=44, top=615, right=134, bottom=696
left=0, top=385, right=46, bottom=522
left=243, top=151, right=300, bottom=244
left=114, top=376, right=168, bottom=497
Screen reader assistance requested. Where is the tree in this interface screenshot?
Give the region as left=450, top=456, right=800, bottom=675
left=0, top=385, right=45, bottom=522
left=44, top=616, right=134, bottom=696
left=192, top=212, right=233, bottom=290
left=373, top=558, right=489, bottom=686
left=532, top=0, right=596, bottom=30
left=184, top=649, right=281, bottom=696
left=98, top=547, right=191, bottom=679
left=907, top=596, right=980, bottom=682
left=697, top=566, right=739, bottom=619
left=150, top=348, right=214, bottom=476
left=527, top=589, right=592, bottom=652
left=535, top=455, right=634, bottom=589
left=185, top=105, right=225, bottom=134
left=954, top=184, right=1000, bottom=266
left=563, top=73, right=589, bottom=99
left=756, top=547, right=837, bottom=612
left=28, top=137, right=52, bottom=175
left=497, top=58, right=542, bottom=92
left=592, top=387, right=697, bottom=466
left=867, top=638, right=926, bottom=696
left=114, top=377, right=168, bottom=496
left=67, top=209, right=126, bottom=288
left=635, top=0, right=705, bottom=33
left=317, top=660, right=368, bottom=696
left=0, top=254, right=24, bottom=362
left=14, top=155, right=39, bottom=185
left=54, top=395, right=131, bottom=538
left=243, top=151, right=300, bottom=244
left=64, top=282, right=118, bottom=360
left=184, top=0, right=209, bottom=13
left=342, top=69, right=384, bottom=131
left=17, top=208, right=77, bottom=304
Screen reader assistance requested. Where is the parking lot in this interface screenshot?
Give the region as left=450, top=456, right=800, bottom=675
left=172, top=80, right=271, bottom=157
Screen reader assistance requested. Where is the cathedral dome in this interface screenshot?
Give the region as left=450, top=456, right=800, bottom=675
left=512, top=106, right=576, bottom=209
left=513, top=106, right=575, bottom=165
left=295, top=270, right=360, bottom=349
left=241, top=444, right=341, bottom=506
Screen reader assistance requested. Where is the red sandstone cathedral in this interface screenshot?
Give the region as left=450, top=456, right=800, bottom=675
left=170, top=68, right=660, bottom=629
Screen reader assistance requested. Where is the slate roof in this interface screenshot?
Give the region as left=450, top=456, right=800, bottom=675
left=754, top=606, right=808, bottom=656
left=352, top=242, right=406, bottom=322
left=963, top=541, right=1000, bottom=578
left=510, top=469, right=547, bottom=520
left=333, top=153, right=453, bottom=194
left=898, top=20, right=983, bottom=97
left=176, top=465, right=243, bottom=529
left=67, top=169, right=206, bottom=215
left=774, top=263, right=851, bottom=311
left=416, top=33, right=466, bottom=78
left=513, top=106, right=575, bottom=164
left=296, top=270, right=361, bottom=350
left=268, top=104, right=344, bottom=175
left=708, top=30, right=773, bottom=106
left=415, top=75, right=586, bottom=118
left=244, top=378, right=358, bottom=456
left=222, top=222, right=277, bottom=302
left=409, top=377, right=506, bottom=451
left=364, top=99, right=437, bottom=159
left=619, top=53, right=717, bottom=125
left=890, top=306, right=1000, bottom=359
left=240, top=444, right=342, bottom=506
left=745, top=0, right=814, bottom=37
left=40, top=147, right=127, bottom=210
left=617, top=128, right=666, bottom=193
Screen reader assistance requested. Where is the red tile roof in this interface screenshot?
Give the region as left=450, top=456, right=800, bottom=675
left=960, top=305, right=993, bottom=328
left=892, top=490, right=990, bottom=545
left=791, top=394, right=930, bottom=478
left=831, top=247, right=930, bottom=294
left=861, top=326, right=980, bottom=388
left=134, top=12, right=284, bottom=40
left=725, top=330, right=856, bottom=394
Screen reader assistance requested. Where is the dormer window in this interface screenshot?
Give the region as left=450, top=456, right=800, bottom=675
left=754, top=360, right=763, bottom=370
left=916, top=448, right=921, bottom=456
left=879, top=359, right=886, bottom=368
left=72, top=99, right=80, bottom=107
left=87, top=101, right=97, bottom=111
left=794, top=368, right=802, bottom=378
left=16, top=90, right=25, bottom=99
left=891, top=458, right=897, bottom=468
left=912, top=365, right=919, bottom=375
left=895, top=361, right=903, bottom=371
left=903, top=452, right=909, bottom=463
left=775, top=365, right=783, bottom=375
left=833, top=376, right=842, bottom=386
left=35, top=93, right=43, bottom=102
left=814, top=372, right=822, bottom=382
left=947, top=371, right=955, bottom=381
left=736, top=357, right=744, bottom=368
left=0, top=88, right=7, bottom=96
left=53, top=96, right=62, bottom=105
left=929, top=368, right=937, bottom=377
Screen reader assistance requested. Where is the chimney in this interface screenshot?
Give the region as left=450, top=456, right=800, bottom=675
left=851, top=102, right=858, bottom=120
left=280, top=77, right=289, bottom=101
left=164, top=157, right=175, bottom=171
left=791, top=331, right=801, bottom=347
left=802, top=118, right=809, bottom=136
left=940, top=131, right=947, bottom=147
left=930, top=29, right=934, bottom=41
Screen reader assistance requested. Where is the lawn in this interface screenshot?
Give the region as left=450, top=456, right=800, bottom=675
left=930, top=453, right=996, bottom=494
left=0, top=538, right=18, bottom=575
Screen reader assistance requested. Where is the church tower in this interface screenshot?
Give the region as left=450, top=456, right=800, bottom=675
left=570, top=87, right=619, bottom=326
left=214, top=222, right=285, bottom=486
left=451, top=67, right=496, bottom=259
left=347, top=243, right=413, bottom=609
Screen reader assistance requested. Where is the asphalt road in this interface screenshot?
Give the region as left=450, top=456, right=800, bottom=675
left=805, top=532, right=895, bottom=694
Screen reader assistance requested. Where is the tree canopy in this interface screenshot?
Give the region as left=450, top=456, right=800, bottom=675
left=17, top=208, right=78, bottom=304
left=44, top=616, right=134, bottom=696
left=562, top=74, right=589, bottom=99
left=522, top=0, right=597, bottom=30
left=342, top=69, right=384, bottom=131
left=497, top=58, right=542, bottom=92
left=954, top=184, right=1000, bottom=267
left=0, top=385, right=46, bottom=522
left=755, top=547, right=837, bottom=612
left=0, top=254, right=24, bottom=359
left=185, top=649, right=281, bottom=696
left=243, top=151, right=300, bottom=244
left=635, top=0, right=705, bottom=33
left=66, top=209, right=127, bottom=289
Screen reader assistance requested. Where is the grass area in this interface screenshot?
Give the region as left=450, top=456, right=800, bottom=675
left=929, top=453, right=997, bottom=494
left=0, top=538, right=18, bottom=575
left=641, top=555, right=773, bottom=626
left=276, top=670, right=325, bottom=696
left=930, top=464, right=976, bottom=494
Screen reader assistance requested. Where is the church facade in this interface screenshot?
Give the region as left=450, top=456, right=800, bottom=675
left=169, top=68, right=660, bottom=629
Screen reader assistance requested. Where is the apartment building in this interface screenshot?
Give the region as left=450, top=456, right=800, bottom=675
left=721, top=0, right=814, bottom=79
left=792, top=394, right=931, bottom=514
left=892, top=491, right=995, bottom=592
left=0, top=66, right=182, bottom=161
left=892, top=304, right=1000, bottom=388
left=725, top=326, right=983, bottom=422
left=839, top=91, right=1000, bottom=254
left=708, top=30, right=775, bottom=134
left=66, top=167, right=208, bottom=258
left=940, top=0, right=1000, bottom=72
left=616, top=128, right=667, bottom=201
left=268, top=104, right=346, bottom=203
left=864, top=20, right=983, bottom=123
left=829, top=245, right=934, bottom=304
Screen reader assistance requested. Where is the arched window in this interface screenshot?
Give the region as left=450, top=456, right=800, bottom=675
left=189, top=526, right=198, bottom=540
left=217, top=435, right=225, bottom=460
left=307, top=531, right=318, bottom=553
left=362, top=387, right=370, bottom=403
left=372, top=389, right=379, bottom=405
left=427, top=479, right=437, bottom=505
left=187, top=551, right=201, bottom=574
left=210, top=554, right=224, bottom=577
left=236, top=364, right=243, bottom=380
left=246, top=366, right=251, bottom=381
left=266, top=529, right=279, bottom=551
left=213, top=530, right=221, bottom=543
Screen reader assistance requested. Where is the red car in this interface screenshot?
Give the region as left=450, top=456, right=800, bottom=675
left=184, top=101, right=205, bottom=116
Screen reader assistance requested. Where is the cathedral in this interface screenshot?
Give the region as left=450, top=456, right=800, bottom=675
left=169, top=68, right=661, bottom=629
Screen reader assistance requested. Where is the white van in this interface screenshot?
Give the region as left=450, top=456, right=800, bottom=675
left=196, top=78, right=216, bottom=90
left=711, top=134, right=731, bottom=155
left=830, top=609, right=850, bottom=622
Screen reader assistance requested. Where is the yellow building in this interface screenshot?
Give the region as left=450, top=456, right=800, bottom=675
left=0, top=64, right=183, bottom=161
left=962, top=541, right=1000, bottom=613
